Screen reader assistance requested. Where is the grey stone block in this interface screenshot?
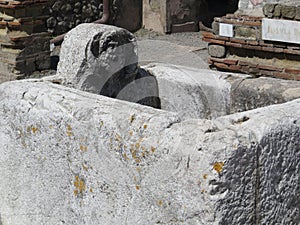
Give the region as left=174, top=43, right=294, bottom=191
left=57, top=23, right=139, bottom=95
left=208, top=44, right=227, bottom=58
left=282, top=5, right=296, bottom=19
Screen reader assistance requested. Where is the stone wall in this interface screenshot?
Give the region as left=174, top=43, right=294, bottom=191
left=46, top=0, right=104, bottom=35
left=203, top=0, right=300, bottom=80
left=47, top=0, right=142, bottom=35
left=238, top=0, right=299, bottom=11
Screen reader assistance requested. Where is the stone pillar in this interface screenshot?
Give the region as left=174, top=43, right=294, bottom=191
left=0, top=0, right=51, bottom=83
left=143, top=0, right=200, bottom=33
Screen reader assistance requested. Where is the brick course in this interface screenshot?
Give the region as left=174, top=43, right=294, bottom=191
left=203, top=13, right=300, bottom=81
left=0, top=0, right=50, bottom=82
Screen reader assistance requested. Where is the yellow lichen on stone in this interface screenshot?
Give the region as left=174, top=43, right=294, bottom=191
left=135, top=185, right=140, bottom=190
left=27, top=126, right=38, bottom=134
left=213, top=162, right=225, bottom=174
left=129, top=131, right=133, bottom=136
left=74, top=175, right=86, bottom=196
left=115, top=133, right=122, bottom=142
left=203, top=174, right=208, bottom=179
left=129, top=114, right=135, bottom=123
left=123, top=153, right=129, bottom=160
left=90, top=188, right=93, bottom=193
left=151, top=146, right=156, bottom=153
left=143, top=124, right=148, bottom=129
left=157, top=200, right=163, bottom=206
left=82, top=163, right=89, bottom=171
left=66, top=125, right=73, bottom=137
left=135, top=142, right=140, bottom=149
left=80, top=145, right=88, bottom=151
left=99, top=120, right=104, bottom=127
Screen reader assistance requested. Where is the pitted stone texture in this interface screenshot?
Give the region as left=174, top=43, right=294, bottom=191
left=208, top=44, right=227, bottom=58
left=230, top=77, right=300, bottom=113
left=0, top=80, right=299, bottom=225
left=57, top=23, right=138, bottom=95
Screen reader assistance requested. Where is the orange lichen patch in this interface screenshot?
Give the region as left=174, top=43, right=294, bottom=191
left=135, top=185, right=140, bottom=190
left=157, top=200, right=163, bottom=206
left=143, top=124, right=148, bottom=129
left=203, top=174, right=208, bottom=180
left=74, top=175, right=86, bottom=196
left=151, top=146, right=156, bottom=153
left=80, top=145, right=88, bottom=151
left=201, top=189, right=205, bottom=193
left=129, top=130, right=133, bottom=136
left=90, top=188, right=93, bottom=193
left=213, top=162, right=225, bottom=174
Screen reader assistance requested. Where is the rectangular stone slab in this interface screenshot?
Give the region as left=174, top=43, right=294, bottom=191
left=262, top=18, right=300, bottom=44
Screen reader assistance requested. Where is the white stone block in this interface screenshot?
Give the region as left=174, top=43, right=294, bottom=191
left=262, top=18, right=300, bottom=44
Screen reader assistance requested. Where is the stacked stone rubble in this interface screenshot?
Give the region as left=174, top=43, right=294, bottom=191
left=0, top=0, right=50, bottom=82
left=203, top=3, right=300, bottom=81
left=46, top=0, right=104, bottom=35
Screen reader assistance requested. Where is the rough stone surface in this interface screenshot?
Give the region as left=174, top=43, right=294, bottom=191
left=208, top=44, right=227, bottom=58
left=143, top=63, right=231, bottom=119
left=281, top=5, right=296, bottom=19
left=230, top=76, right=300, bottom=112
left=57, top=23, right=138, bottom=95
left=0, top=79, right=299, bottom=225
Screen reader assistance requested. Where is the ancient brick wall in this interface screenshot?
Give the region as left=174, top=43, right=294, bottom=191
left=0, top=0, right=51, bottom=82
left=203, top=2, right=300, bottom=81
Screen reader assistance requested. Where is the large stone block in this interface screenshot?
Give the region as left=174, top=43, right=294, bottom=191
left=142, top=63, right=231, bottom=119
left=0, top=79, right=299, bottom=224
left=57, top=23, right=139, bottom=95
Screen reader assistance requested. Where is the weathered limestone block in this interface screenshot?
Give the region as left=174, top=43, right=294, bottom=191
left=208, top=44, right=227, bottom=58
left=230, top=77, right=300, bottom=113
left=142, top=63, right=231, bottom=119
left=57, top=23, right=138, bottom=95
left=0, top=80, right=299, bottom=225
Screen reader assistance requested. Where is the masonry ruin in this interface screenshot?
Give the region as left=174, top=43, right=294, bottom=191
left=0, top=1, right=299, bottom=225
